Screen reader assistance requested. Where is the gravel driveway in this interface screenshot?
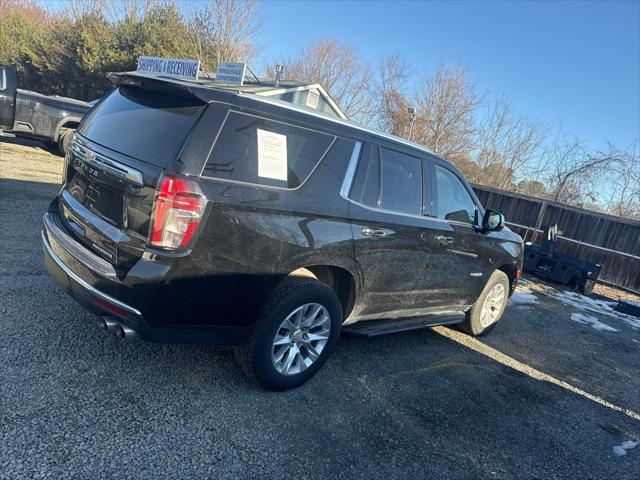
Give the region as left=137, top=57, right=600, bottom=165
left=1, top=138, right=639, bottom=479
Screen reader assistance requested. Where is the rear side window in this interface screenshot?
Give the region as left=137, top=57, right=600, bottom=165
left=202, top=112, right=335, bottom=189
left=349, top=144, right=425, bottom=216
left=434, top=165, right=477, bottom=224
left=379, top=147, right=422, bottom=215
left=349, top=144, right=380, bottom=208
left=78, top=87, right=205, bottom=166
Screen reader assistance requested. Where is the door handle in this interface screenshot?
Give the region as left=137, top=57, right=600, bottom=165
left=435, top=235, right=454, bottom=245
left=362, top=227, right=388, bottom=237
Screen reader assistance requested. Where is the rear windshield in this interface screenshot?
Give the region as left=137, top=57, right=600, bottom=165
left=78, top=86, right=205, bottom=166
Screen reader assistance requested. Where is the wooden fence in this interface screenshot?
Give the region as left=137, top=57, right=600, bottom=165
left=472, top=184, right=640, bottom=293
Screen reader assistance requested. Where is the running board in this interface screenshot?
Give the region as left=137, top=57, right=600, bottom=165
left=341, top=314, right=464, bottom=338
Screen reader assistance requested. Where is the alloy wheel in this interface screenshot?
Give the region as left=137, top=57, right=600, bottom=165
left=271, top=303, right=331, bottom=376
left=479, top=283, right=506, bottom=328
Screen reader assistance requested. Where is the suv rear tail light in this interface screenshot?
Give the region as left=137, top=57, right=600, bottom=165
left=150, top=175, right=206, bottom=249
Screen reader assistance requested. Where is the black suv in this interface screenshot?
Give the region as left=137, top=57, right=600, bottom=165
left=42, top=72, right=523, bottom=390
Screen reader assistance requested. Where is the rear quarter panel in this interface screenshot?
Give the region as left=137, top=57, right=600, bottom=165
left=171, top=105, right=361, bottom=328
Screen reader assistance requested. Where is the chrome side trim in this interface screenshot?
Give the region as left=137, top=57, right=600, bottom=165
left=42, top=230, right=142, bottom=317
left=339, top=141, right=362, bottom=199
left=448, top=249, right=479, bottom=259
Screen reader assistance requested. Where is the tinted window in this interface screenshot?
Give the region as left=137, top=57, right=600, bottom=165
left=435, top=165, right=477, bottom=224
left=349, top=144, right=380, bottom=208
left=202, top=112, right=335, bottom=189
left=79, top=87, right=204, bottom=166
left=379, top=148, right=422, bottom=215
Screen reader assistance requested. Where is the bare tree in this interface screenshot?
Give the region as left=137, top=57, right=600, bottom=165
left=184, top=0, right=263, bottom=71
left=62, top=0, right=108, bottom=21
left=410, top=65, right=482, bottom=159
left=372, top=52, right=412, bottom=134
left=472, top=96, right=545, bottom=189
left=516, top=179, right=548, bottom=198
left=0, top=0, right=48, bottom=19
left=267, top=38, right=373, bottom=120
left=106, top=0, right=164, bottom=21
left=541, top=132, right=621, bottom=205
left=604, top=141, right=640, bottom=219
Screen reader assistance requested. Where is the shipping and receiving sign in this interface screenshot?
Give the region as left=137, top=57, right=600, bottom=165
left=137, top=56, right=200, bottom=81
left=215, top=62, right=247, bottom=86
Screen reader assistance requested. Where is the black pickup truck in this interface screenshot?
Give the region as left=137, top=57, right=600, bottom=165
left=0, top=64, right=92, bottom=155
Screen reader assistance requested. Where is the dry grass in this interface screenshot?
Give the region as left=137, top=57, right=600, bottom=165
left=0, top=137, right=64, bottom=184
left=592, top=283, right=640, bottom=304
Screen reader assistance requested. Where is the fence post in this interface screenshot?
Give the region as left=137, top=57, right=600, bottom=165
left=534, top=201, right=548, bottom=230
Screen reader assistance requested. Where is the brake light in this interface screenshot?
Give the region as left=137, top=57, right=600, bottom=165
left=150, top=175, right=206, bottom=249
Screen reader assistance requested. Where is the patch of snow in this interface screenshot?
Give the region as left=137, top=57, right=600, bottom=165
left=570, top=313, right=618, bottom=332
left=613, top=445, right=627, bottom=456
left=625, top=317, right=640, bottom=329
left=613, top=440, right=638, bottom=457
left=543, top=289, right=640, bottom=330
left=508, top=291, right=538, bottom=306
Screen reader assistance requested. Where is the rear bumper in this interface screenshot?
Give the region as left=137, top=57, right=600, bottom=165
left=42, top=212, right=249, bottom=345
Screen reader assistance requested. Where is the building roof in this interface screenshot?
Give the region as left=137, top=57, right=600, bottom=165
left=195, top=76, right=309, bottom=93
left=142, top=73, right=347, bottom=119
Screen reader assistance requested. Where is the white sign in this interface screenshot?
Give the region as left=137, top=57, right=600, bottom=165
left=137, top=56, right=200, bottom=81
left=257, top=129, right=287, bottom=182
left=215, top=62, right=247, bottom=86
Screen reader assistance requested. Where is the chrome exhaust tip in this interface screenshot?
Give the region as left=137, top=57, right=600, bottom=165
left=114, top=324, right=137, bottom=340
left=99, top=317, right=119, bottom=332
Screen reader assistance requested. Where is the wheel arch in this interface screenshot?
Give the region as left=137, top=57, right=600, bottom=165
left=286, top=265, right=358, bottom=322
left=53, top=117, right=81, bottom=141
left=496, top=262, right=518, bottom=296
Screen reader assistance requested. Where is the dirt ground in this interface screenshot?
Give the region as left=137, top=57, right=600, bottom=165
left=593, top=283, right=640, bottom=304
left=1, top=137, right=639, bottom=479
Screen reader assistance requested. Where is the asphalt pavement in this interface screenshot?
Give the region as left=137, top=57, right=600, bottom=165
left=1, top=138, right=639, bottom=479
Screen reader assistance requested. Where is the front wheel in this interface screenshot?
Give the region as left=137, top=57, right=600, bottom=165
left=234, top=277, right=342, bottom=391
left=462, top=270, right=510, bottom=336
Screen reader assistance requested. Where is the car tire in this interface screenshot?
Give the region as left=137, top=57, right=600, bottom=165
left=57, top=128, right=74, bottom=156
left=462, top=270, right=510, bottom=336
left=234, top=276, right=342, bottom=391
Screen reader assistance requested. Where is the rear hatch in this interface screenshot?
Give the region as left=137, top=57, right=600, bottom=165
left=59, top=85, right=206, bottom=269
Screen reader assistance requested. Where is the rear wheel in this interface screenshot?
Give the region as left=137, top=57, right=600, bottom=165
left=462, top=270, right=509, bottom=336
left=234, top=277, right=341, bottom=391
left=57, top=128, right=74, bottom=156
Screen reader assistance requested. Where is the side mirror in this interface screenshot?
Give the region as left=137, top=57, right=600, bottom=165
left=482, top=209, right=505, bottom=232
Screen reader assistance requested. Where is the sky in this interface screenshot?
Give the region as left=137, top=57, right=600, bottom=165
left=255, top=0, right=640, bottom=152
